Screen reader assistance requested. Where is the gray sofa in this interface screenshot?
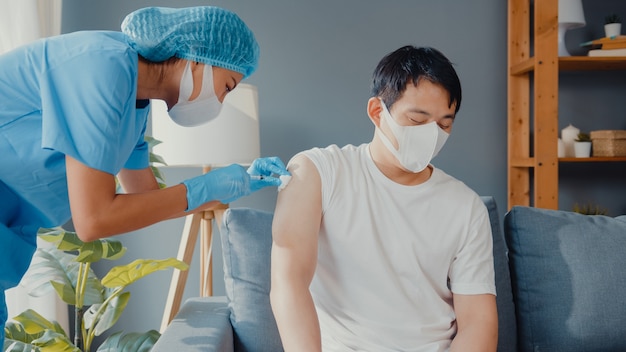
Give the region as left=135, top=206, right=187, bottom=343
left=152, top=197, right=626, bottom=352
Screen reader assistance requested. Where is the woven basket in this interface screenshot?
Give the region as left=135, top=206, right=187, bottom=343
left=590, top=130, right=626, bottom=157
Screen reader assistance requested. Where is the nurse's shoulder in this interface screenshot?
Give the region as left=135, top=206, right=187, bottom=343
left=43, top=31, right=134, bottom=62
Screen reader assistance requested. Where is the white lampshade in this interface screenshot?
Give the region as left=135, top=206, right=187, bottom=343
left=558, top=0, right=586, bottom=56
left=151, top=83, right=260, bottom=167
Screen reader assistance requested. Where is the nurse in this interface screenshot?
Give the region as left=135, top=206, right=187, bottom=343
left=0, top=6, right=288, bottom=344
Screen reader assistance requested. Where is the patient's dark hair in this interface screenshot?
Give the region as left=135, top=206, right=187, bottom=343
left=370, top=45, right=461, bottom=113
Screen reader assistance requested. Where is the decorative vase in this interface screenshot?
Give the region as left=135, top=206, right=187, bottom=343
left=605, top=23, right=622, bottom=38
left=574, top=141, right=592, bottom=157
left=561, top=124, right=580, bottom=157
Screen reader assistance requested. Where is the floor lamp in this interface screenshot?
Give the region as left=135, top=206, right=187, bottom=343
left=150, top=84, right=260, bottom=331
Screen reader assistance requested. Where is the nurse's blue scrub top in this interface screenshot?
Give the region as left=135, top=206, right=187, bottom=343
left=0, top=31, right=150, bottom=292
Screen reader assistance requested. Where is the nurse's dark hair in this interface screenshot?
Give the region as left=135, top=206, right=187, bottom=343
left=138, top=55, right=182, bottom=83
left=370, top=46, right=461, bottom=113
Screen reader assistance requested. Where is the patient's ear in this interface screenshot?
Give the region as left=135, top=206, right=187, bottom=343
left=367, top=97, right=383, bottom=128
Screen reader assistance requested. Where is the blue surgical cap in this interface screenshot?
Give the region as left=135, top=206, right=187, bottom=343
left=121, top=6, right=259, bottom=78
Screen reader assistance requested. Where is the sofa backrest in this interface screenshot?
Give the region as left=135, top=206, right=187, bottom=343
left=504, top=206, right=626, bottom=352
left=481, top=197, right=517, bottom=352
left=220, top=196, right=514, bottom=351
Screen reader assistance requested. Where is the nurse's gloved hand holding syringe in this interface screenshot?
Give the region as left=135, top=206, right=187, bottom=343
left=247, top=156, right=291, bottom=192
left=182, top=156, right=290, bottom=211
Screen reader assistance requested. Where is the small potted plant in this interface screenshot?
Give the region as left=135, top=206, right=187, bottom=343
left=573, top=202, right=608, bottom=215
left=574, top=132, right=592, bottom=157
left=604, top=13, right=622, bottom=38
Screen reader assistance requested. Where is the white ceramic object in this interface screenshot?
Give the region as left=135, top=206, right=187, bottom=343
left=574, top=141, right=592, bottom=157
left=558, top=138, right=565, bottom=157
left=561, top=124, right=580, bottom=157
left=605, top=23, right=622, bottom=38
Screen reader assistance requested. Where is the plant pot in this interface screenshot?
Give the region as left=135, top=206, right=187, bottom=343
left=574, top=141, right=592, bottom=157
left=605, top=23, right=622, bottom=38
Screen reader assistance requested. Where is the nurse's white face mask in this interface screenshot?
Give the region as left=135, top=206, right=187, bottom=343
left=168, top=61, right=222, bottom=127
left=378, top=99, right=449, bottom=173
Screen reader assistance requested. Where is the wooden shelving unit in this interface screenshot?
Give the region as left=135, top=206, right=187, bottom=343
left=507, top=0, right=626, bottom=210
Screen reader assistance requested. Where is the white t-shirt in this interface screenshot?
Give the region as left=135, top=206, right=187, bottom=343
left=298, top=143, right=496, bottom=352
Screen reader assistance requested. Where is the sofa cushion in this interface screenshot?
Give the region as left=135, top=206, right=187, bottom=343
left=481, top=197, right=517, bottom=352
left=152, top=297, right=233, bottom=352
left=220, top=208, right=283, bottom=352
left=504, top=206, right=626, bottom=352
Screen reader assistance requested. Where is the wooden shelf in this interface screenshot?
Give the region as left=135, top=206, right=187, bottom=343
left=507, top=0, right=626, bottom=210
left=510, top=156, right=626, bottom=166
left=559, top=57, right=626, bottom=71
left=559, top=156, right=626, bottom=162
left=510, top=57, right=626, bottom=76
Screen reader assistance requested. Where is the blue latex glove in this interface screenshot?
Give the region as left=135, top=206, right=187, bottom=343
left=182, top=157, right=290, bottom=211
left=247, top=156, right=290, bottom=193
left=182, top=164, right=250, bottom=210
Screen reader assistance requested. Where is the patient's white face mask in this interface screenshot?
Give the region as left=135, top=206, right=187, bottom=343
left=378, top=99, right=449, bottom=173
left=168, top=62, right=222, bottom=127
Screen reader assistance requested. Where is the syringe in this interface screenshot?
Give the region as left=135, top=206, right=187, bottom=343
left=249, top=174, right=292, bottom=191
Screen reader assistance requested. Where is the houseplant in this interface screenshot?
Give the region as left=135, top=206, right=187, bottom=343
left=604, top=13, right=622, bottom=38
left=3, top=136, right=185, bottom=352
left=3, top=228, right=188, bottom=352
left=573, top=202, right=608, bottom=215
left=574, top=132, right=592, bottom=157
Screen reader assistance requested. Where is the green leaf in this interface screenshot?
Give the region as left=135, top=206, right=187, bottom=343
left=49, top=281, right=75, bottom=306
left=4, top=320, right=44, bottom=346
left=2, top=338, right=41, bottom=352
left=144, top=135, right=162, bottom=148
left=30, top=330, right=80, bottom=352
left=20, top=248, right=104, bottom=306
left=4, top=320, right=77, bottom=351
left=75, top=240, right=126, bottom=263
left=149, top=153, right=166, bottom=166
left=37, top=228, right=127, bottom=263
left=150, top=165, right=164, bottom=179
left=10, top=310, right=66, bottom=336
left=84, top=292, right=131, bottom=336
left=37, top=228, right=83, bottom=252
left=95, top=330, right=160, bottom=352
left=101, top=258, right=188, bottom=288
left=50, top=278, right=105, bottom=307
left=20, top=249, right=77, bottom=299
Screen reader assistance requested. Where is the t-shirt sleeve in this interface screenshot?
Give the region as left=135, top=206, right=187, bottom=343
left=449, top=197, right=497, bottom=296
left=293, top=145, right=340, bottom=212
left=40, top=46, right=137, bottom=175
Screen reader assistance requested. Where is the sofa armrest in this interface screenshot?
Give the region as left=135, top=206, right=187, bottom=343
left=152, top=296, right=234, bottom=352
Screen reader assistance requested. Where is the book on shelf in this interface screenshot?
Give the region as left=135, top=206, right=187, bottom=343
left=587, top=48, right=626, bottom=57
left=580, top=35, right=626, bottom=50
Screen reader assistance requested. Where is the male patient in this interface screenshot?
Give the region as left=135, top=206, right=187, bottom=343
left=270, top=45, right=497, bottom=351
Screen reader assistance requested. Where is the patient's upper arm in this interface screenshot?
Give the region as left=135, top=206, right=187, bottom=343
left=271, top=154, right=322, bottom=284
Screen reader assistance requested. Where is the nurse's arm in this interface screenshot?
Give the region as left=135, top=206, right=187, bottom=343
left=117, top=167, right=159, bottom=193
left=117, top=167, right=221, bottom=218
left=270, top=154, right=323, bottom=352
left=66, top=155, right=202, bottom=241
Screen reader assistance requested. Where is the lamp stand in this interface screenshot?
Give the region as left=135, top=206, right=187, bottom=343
left=558, top=23, right=573, bottom=56
left=160, top=166, right=228, bottom=332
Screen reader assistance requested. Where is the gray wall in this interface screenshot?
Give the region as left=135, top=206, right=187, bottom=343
left=60, top=0, right=625, bottom=341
